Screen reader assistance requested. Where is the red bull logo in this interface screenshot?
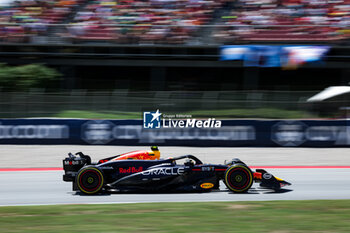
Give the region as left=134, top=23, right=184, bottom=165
left=119, top=167, right=143, bottom=173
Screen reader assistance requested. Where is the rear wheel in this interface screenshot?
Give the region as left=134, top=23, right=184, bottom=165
left=76, top=166, right=104, bottom=194
left=224, top=164, right=253, bottom=193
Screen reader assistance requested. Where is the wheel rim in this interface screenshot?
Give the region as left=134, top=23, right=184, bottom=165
left=79, top=169, right=102, bottom=192
left=227, top=167, right=250, bottom=190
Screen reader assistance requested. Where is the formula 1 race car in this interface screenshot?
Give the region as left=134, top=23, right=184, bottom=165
left=63, top=147, right=291, bottom=194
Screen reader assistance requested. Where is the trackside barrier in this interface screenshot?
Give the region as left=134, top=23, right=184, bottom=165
left=0, top=119, right=348, bottom=147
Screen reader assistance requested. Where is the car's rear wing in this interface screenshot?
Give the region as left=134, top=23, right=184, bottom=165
left=63, top=152, right=92, bottom=182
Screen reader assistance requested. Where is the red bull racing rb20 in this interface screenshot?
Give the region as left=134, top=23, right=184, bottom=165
left=63, top=147, right=291, bottom=195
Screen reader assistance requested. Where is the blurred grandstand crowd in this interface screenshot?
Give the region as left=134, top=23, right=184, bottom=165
left=0, top=0, right=350, bottom=44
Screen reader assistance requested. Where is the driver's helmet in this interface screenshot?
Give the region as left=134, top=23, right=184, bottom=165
left=184, top=158, right=194, bottom=166
left=150, top=146, right=160, bottom=160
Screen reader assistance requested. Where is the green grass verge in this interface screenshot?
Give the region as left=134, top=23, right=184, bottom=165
left=55, top=108, right=313, bottom=119
left=1, top=200, right=350, bottom=232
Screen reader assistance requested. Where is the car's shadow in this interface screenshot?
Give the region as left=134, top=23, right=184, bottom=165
left=249, top=188, right=293, bottom=194
left=260, top=188, right=293, bottom=194
left=72, top=191, right=111, bottom=196
left=221, top=188, right=293, bottom=194
left=71, top=188, right=292, bottom=196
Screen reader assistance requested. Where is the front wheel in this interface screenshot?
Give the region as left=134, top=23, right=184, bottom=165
left=76, top=166, right=104, bottom=194
left=224, top=164, right=253, bottom=193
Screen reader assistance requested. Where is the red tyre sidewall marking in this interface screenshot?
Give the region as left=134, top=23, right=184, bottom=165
left=227, top=167, right=250, bottom=190
left=79, top=169, right=102, bottom=192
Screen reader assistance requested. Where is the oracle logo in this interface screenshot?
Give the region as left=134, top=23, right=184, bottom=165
left=142, top=167, right=184, bottom=176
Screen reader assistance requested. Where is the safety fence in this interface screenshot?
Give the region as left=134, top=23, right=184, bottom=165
left=0, top=90, right=321, bottom=119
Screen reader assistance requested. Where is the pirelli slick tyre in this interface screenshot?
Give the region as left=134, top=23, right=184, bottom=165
left=76, top=166, right=104, bottom=194
left=224, top=164, right=253, bottom=193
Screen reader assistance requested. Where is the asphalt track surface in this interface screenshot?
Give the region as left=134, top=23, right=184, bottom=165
left=1, top=146, right=350, bottom=206
left=2, top=145, right=350, bottom=167
left=1, top=168, right=350, bottom=206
